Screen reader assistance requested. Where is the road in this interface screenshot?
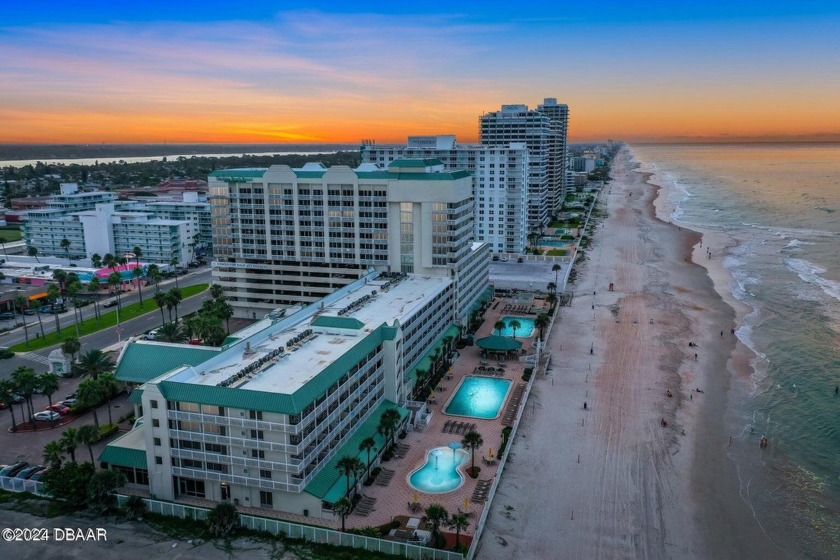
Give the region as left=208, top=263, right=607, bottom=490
left=0, top=268, right=213, bottom=380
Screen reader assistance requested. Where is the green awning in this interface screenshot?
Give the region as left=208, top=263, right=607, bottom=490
left=128, top=388, right=143, bottom=404
left=304, top=400, right=409, bottom=503
left=475, top=335, right=523, bottom=352
left=98, top=429, right=148, bottom=469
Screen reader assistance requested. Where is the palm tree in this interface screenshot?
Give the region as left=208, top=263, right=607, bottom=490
left=38, top=372, right=60, bottom=417
left=132, top=246, right=142, bottom=267
left=359, top=437, right=377, bottom=480
left=47, top=283, right=62, bottom=335
left=424, top=504, right=449, bottom=547
left=62, top=335, right=81, bottom=365
left=77, top=378, right=102, bottom=430
left=107, top=272, right=122, bottom=311
left=157, top=321, right=186, bottom=343
left=103, top=253, right=116, bottom=272
left=552, top=263, right=561, bottom=287
left=27, top=245, right=40, bottom=263
left=462, top=429, right=484, bottom=477
left=170, top=256, right=180, bottom=288
left=334, top=497, right=352, bottom=532
left=336, top=455, right=359, bottom=497
left=0, top=380, right=20, bottom=432
left=67, top=279, right=83, bottom=335
left=77, top=349, right=113, bottom=381
left=11, top=366, right=39, bottom=427
left=60, top=237, right=72, bottom=264
left=547, top=282, right=557, bottom=294
left=149, top=266, right=163, bottom=292
left=534, top=313, right=550, bottom=340
left=449, top=513, right=470, bottom=550
left=351, top=457, right=365, bottom=493
left=494, top=320, right=507, bottom=335
left=166, top=287, right=183, bottom=322
left=547, top=292, right=557, bottom=311
left=210, top=283, right=224, bottom=300
left=43, top=440, right=65, bottom=469
left=14, top=294, right=29, bottom=346
left=153, top=292, right=167, bottom=326
left=87, top=277, right=101, bottom=320
left=133, top=266, right=145, bottom=308
left=77, top=424, right=101, bottom=464
left=91, top=253, right=102, bottom=269
left=52, top=269, right=68, bottom=291
left=377, top=408, right=402, bottom=449
left=60, top=427, right=80, bottom=462
left=98, top=372, right=119, bottom=425
left=509, top=319, right=522, bottom=339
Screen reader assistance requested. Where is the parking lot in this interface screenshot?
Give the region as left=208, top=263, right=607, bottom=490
left=0, top=375, right=132, bottom=470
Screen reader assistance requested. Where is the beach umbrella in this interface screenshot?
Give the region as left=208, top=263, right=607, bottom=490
left=448, top=441, right=461, bottom=458
left=488, top=447, right=494, bottom=459
left=412, top=491, right=419, bottom=504
left=464, top=498, right=470, bottom=512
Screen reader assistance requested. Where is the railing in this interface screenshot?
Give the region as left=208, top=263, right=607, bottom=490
left=114, top=495, right=463, bottom=560
left=0, top=476, right=47, bottom=496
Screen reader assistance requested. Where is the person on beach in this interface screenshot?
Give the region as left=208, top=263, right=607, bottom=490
left=835, top=385, right=838, bottom=395
left=584, top=402, right=587, bottom=410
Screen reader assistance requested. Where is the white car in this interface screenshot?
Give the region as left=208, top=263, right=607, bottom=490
left=500, top=257, right=509, bottom=262
left=33, top=411, right=61, bottom=422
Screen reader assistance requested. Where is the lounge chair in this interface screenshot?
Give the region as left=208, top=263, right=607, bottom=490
left=443, top=420, right=452, bottom=433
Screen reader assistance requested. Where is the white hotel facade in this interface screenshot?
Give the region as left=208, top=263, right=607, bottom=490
left=362, top=136, right=529, bottom=254
left=208, top=159, right=489, bottom=323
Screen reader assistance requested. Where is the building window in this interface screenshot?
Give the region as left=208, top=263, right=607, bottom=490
left=177, top=478, right=205, bottom=498
left=153, top=437, right=161, bottom=446
left=251, top=449, right=265, bottom=459
left=249, top=410, right=263, bottom=420
left=155, top=456, right=162, bottom=465
left=250, top=429, right=264, bottom=440
left=260, top=469, right=272, bottom=479
left=152, top=419, right=160, bottom=428
left=150, top=400, right=158, bottom=409
left=260, top=491, right=273, bottom=508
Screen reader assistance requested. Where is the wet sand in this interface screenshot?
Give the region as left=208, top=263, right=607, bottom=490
left=479, top=146, right=786, bottom=559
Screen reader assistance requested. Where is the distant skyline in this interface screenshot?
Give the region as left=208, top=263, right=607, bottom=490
left=2, top=1, right=840, bottom=144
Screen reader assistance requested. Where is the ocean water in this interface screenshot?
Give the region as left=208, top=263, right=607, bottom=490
left=630, top=143, right=840, bottom=559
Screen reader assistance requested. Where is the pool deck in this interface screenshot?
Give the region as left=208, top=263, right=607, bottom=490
left=346, top=294, right=549, bottom=536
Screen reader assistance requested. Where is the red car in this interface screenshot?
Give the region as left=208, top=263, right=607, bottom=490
left=47, top=403, right=71, bottom=416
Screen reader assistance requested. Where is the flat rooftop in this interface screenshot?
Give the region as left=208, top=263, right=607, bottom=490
left=168, top=274, right=452, bottom=395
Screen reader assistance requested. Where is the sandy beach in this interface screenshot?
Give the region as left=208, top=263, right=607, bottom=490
left=479, top=146, right=787, bottom=559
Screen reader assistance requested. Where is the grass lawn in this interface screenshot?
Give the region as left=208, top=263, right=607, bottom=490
left=547, top=249, right=568, bottom=256
left=10, top=283, right=208, bottom=352
left=0, top=226, right=22, bottom=242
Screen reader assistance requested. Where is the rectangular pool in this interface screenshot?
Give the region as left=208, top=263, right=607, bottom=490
left=443, top=376, right=512, bottom=419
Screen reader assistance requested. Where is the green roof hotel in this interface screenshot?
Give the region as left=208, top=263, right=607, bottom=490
left=102, top=159, right=490, bottom=520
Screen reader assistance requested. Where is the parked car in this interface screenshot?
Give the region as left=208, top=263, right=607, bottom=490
left=0, top=311, right=15, bottom=320
left=29, top=468, right=49, bottom=481
left=65, top=392, right=77, bottom=400
left=38, top=304, right=64, bottom=314
left=14, top=465, right=43, bottom=479
left=23, top=308, right=38, bottom=315
left=47, top=403, right=71, bottom=416
left=500, top=256, right=509, bottom=262
left=0, top=462, right=29, bottom=477
left=33, top=411, right=61, bottom=422
left=10, top=394, right=24, bottom=404
left=103, top=300, right=118, bottom=308
left=60, top=398, right=77, bottom=407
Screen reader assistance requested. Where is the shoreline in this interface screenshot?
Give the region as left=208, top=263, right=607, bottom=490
left=479, top=145, right=785, bottom=559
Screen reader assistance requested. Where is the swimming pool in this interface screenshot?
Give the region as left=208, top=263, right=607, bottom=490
left=539, top=237, right=572, bottom=248
left=408, top=446, right=469, bottom=493
left=444, top=376, right=512, bottom=419
left=497, top=316, right=535, bottom=338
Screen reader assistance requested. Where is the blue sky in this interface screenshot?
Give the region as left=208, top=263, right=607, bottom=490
left=2, top=1, right=840, bottom=143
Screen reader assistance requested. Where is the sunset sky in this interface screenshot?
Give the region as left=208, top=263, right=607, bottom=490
left=2, top=1, right=840, bottom=144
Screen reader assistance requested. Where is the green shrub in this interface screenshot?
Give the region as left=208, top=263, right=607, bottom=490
left=0, top=349, right=14, bottom=359
left=99, top=424, right=119, bottom=439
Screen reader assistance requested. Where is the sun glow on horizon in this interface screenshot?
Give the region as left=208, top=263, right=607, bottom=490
left=2, top=4, right=839, bottom=144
